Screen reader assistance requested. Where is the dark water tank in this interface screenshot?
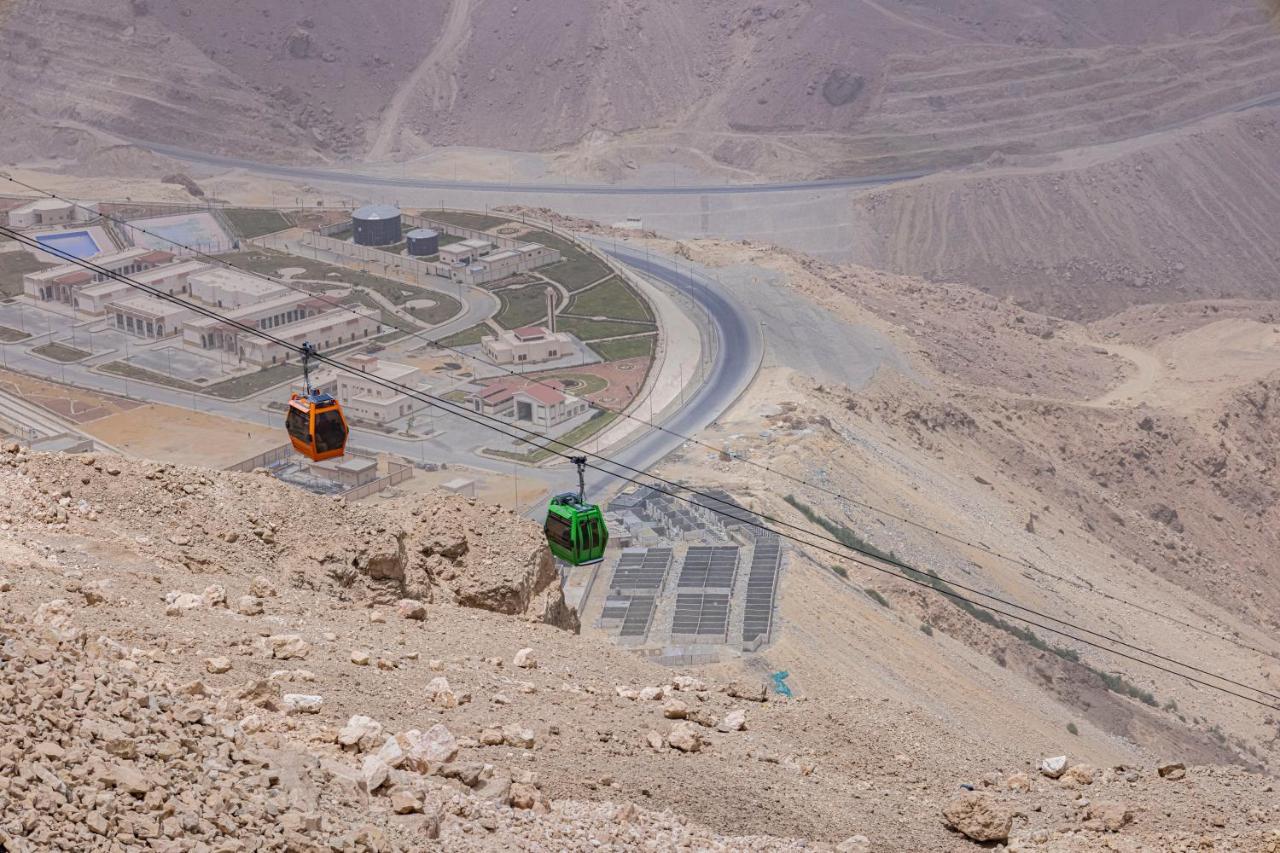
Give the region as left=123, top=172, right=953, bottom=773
left=352, top=204, right=402, bottom=246
left=405, top=228, right=440, bottom=257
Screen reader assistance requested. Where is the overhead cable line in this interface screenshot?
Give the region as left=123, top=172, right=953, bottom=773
left=5, top=176, right=1269, bottom=665
left=4, top=225, right=1279, bottom=713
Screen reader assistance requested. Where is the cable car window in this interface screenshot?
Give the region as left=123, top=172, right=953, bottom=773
left=313, top=409, right=347, bottom=453
left=545, top=514, right=573, bottom=548
left=285, top=406, right=311, bottom=443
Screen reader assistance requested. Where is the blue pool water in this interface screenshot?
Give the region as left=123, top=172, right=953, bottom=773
left=35, top=230, right=101, bottom=259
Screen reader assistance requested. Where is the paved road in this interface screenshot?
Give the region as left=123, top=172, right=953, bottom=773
left=136, top=141, right=927, bottom=196
left=575, top=245, right=761, bottom=502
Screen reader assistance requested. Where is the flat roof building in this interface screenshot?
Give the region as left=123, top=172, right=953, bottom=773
left=236, top=306, right=381, bottom=366
left=183, top=292, right=328, bottom=354
left=311, top=354, right=426, bottom=424
left=24, top=247, right=177, bottom=308
left=8, top=198, right=98, bottom=229
left=77, top=260, right=208, bottom=315
left=187, top=268, right=288, bottom=309
left=108, top=294, right=192, bottom=339
left=481, top=324, right=574, bottom=365
left=455, top=241, right=561, bottom=285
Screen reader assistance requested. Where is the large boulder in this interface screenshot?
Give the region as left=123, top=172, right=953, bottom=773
left=941, top=793, right=1014, bottom=842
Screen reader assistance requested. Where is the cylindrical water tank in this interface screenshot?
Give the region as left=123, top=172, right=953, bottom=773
left=351, top=204, right=402, bottom=247
left=405, top=228, right=440, bottom=256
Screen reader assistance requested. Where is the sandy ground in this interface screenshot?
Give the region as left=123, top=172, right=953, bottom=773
left=81, top=403, right=282, bottom=468
left=0, top=368, right=137, bottom=422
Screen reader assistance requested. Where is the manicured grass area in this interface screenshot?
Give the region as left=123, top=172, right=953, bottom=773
left=437, top=324, right=490, bottom=347
left=215, top=249, right=417, bottom=305
left=419, top=211, right=511, bottom=231
left=223, top=208, right=293, bottom=239
left=494, top=284, right=559, bottom=330
left=442, top=389, right=470, bottom=403
left=0, top=251, right=55, bottom=298
left=32, top=342, right=91, bottom=362
left=406, top=290, right=463, bottom=326
left=100, top=361, right=200, bottom=392
left=589, top=335, right=656, bottom=362
left=0, top=325, right=30, bottom=343
left=487, top=411, right=619, bottom=464
left=203, top=361, right=302, bottom=399
left=565, top=275, right=654, bottom=322
left=556, top=316, right=654, bottom=341
left=538, top=255, right=612, bottom=292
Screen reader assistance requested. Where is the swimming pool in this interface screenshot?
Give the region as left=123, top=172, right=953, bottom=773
left=35, top=230, right=102, bottom=259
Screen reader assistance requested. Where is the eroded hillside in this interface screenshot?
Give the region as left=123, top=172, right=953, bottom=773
left=1, top=448, right=1278, bottom=850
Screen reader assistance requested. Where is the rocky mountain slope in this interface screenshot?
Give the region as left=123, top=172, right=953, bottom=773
left=1, top=0, right=1273, bottom=177
left=1, top=447, right=1278, bottom=850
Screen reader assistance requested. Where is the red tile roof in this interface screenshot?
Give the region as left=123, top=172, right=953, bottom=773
left=54, top=270, right=92, bottom=286
left=513, top=325, right=547, bottom=341
left=139, top=250, right=175, bottom=265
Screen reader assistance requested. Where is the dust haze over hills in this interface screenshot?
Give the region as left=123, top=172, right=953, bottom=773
left=4, top=1, right=1280, bottom=850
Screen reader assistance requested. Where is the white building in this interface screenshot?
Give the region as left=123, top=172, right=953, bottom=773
left=23, top=247, right=175, bottom=307
left=187, top=268, right=288, bottom=309
left=466, top=378, right=588, bottom=428
left=183, top=293, right=328, bottom=354
left=8, top=198, right=98, bottom=229
left=458, top=242, right=561, bottom=285
left=76, top=260, right=208, bottom=315
left=108, top=295, right=191, bottom=340
left=311, top=354, right=426, bottom=424
left=481, top=325, right=573, bottom=365
left=438, top=238, right=493, bottom=266
left=236, top=306, right=381, bottom=366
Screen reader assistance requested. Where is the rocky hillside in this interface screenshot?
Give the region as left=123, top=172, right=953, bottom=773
left=2, top=448, right=1279, bottom=850
left=0, top=0, right=1272, bottom=176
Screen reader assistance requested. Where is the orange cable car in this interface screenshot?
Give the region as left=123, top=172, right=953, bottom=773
left=284, top=342, right=348, bottom=462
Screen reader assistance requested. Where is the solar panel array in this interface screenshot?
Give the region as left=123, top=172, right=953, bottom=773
left=604, top=548, right=672, bottom=641
left=619, top=596, right=657, bottom=637
left=612, top=547, right=672, bottom=593
left=742, top=536, right=782, bottom=644
left=672, top=592, right=731, bottom=637
left=677, top=546, right=740, bottom=589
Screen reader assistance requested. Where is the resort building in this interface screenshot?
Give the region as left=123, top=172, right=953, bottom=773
left=310, top=354, right=426, bottom=424
left=481, top=325, right=573, bottom=365
left=466, top=378, right=588, bottom=428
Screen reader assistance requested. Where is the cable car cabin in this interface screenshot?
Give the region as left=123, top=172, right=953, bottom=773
left=544, top=494, right=608, bottom=566
left=285, top=391, right=348, bottom=462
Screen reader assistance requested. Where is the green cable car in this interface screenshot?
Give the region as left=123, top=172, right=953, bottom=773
left=544, top=456, right=608, bottom=566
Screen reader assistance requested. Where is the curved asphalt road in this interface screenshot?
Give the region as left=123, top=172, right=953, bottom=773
left=577, top=244, right=761, bottom=502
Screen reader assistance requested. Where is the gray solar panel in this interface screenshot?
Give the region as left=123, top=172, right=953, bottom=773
left=742, top=542, right=782, bottom=643
left=677, top=546, right=740, bottom=589
left=672, top=593, right=732, bottom=637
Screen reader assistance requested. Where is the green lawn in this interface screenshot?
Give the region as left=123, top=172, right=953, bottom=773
left=406, top=291, right=463, bottom=327
left=437, top=324, right=490, bottom=347
left=565, top=275, right=654, bottom=322
left=556, top=316, right=655, bottom=341
left=589, top=335, right=657, bottom=361
left=0, top=251, right=55, bottom=298
left=223, top=209, right=293, bottom=239
left=0, top=325, right=30, bottom=343
left=100, top=361, right=200, bottom=392
left=215, top=249, right=416, bottom=304
left=420, top=211, right=511, bottom=231
left=494, top=284, right=559, bottom=329
left=32, top=342, right=91, bottom=363
left=203, top=361, right=302, bottom=399
left=537, top=255, right=612, bottom=292
left=486, top=411, right=619, bottom=464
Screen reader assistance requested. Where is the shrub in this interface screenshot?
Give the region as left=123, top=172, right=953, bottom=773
left=920, top=623, right=934, bottom=636
left=1067, top=722, right=1079, bottom=736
